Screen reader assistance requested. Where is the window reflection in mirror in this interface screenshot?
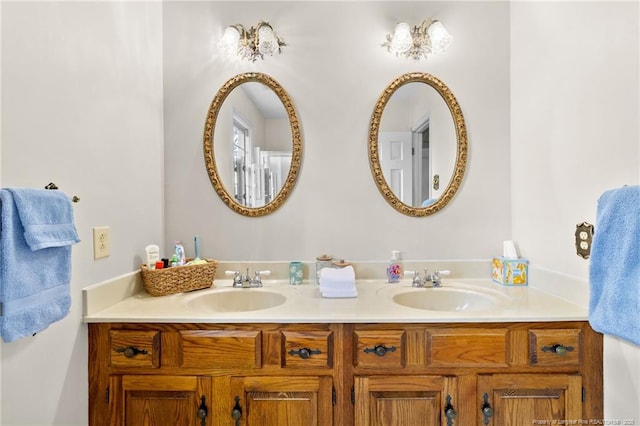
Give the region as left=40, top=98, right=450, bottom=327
left=222, top=84, right=292, bottom=208
left=204, top=73, right=302, bottom=217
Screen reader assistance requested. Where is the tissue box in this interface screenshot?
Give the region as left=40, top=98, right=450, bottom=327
left=492, top=257, right=528, bottom=286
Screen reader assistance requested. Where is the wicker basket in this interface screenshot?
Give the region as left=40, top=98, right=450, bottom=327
left=140, top=259, right=218, bottom=297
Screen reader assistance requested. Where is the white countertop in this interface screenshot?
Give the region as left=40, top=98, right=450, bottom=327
left=83, top=276, right=588, bottom=324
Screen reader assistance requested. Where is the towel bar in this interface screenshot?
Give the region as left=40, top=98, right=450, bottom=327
left=44, top=182, right=79, bottom=203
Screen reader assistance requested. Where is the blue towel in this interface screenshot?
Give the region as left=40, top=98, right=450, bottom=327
left=589, top=185, right=640, bottom=346
left=0, top=188, right=79, bottom=342
left=8, top=188, right=80, bottom=250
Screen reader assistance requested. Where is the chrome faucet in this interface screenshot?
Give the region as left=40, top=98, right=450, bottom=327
left=406, top=269, right=451, bottom=288
left=225, top=269, right=271, bottom=288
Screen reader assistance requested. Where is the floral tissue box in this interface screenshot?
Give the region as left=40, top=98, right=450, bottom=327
left=492, top=257, right=529, bottom=286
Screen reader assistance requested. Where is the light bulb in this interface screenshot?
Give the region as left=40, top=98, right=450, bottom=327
left=218, top=26, right=240, bottom=56
left=427, top=21, right=452, bottom=54
left=390, top=22, right=412, bottom=54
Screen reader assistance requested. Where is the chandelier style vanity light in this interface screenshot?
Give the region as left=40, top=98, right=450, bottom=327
left=218, top=21, right=285, bottom=62
left=383, top=19, right=452, bottom=60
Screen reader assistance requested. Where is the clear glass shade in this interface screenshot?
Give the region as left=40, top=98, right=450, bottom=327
left=427, top=21, right=452, bottom=54
left=390, top=22, right=413, bottom=54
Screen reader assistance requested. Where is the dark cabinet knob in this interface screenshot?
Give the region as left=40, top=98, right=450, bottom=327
left=115, top=346, right=147, bottom=358
left=231, top=396, right=242, bottom=426
left=197, top=396, right=208, bottom=426
left=481, top=393, right=494, bottom=425
left=288, top=348, right=321, bottom=359
left=444, top=395, right=457, bottom=425
left=542, top=344, right=574, bottom=355
left=364, top=344, right=397, bottom=357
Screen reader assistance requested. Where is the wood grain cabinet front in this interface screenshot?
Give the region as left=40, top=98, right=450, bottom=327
left=109, top=330, right=160, bottom=368
left=282, top=330, right=333, bottom=369
left=89, top=321, right=602, bottom=426
left=178, top=329, right=262, bottom=369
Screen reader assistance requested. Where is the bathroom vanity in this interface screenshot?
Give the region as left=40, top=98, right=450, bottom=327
left=85, top=272, right=602, bottom=425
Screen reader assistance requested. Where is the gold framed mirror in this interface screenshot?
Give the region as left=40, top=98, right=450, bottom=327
left=368, top=72, right=467, bottom=216
left=203, top=72, right=302, bottom=216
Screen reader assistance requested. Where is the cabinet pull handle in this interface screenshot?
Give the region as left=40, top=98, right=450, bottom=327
left=231, top=396, right=242, bottom=426
left=444, top=394, right=457, bottom=426
left=288, top=348, right=321, bottom=359
left=481, top=393, right=494, bottom=425
left=541, top=344, right=574, bottom=355
left=115, top=346, right=148, bottom=358
left=196, top=396, right=208, bottom=426
left=363, top=344, right=396, bottom=357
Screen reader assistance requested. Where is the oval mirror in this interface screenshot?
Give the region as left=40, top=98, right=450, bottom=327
left=204, top=72, right=302, bottom=216
left=369, top=72, right=467, bottom=216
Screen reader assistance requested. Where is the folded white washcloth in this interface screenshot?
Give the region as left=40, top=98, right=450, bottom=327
left=319, top=266, right=357, bottom=298
left=319, top=265, right=355, bottom=285
left=321, top=288, right=358, bottom=298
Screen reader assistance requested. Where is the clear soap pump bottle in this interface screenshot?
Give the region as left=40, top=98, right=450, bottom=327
left=386, top=250, right=402, bottom=283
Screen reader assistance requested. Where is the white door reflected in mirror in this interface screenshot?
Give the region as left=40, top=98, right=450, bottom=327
left=378, top=82, right=456, bottom=208
left=368, top=73, right=467, bottom=216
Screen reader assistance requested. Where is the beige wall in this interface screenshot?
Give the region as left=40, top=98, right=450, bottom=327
left=1, top=2, right=164, bottom=424
left=0, top=1, right=638, bottom=424
left=163, top=1, right=512, bottom=262
left=511, top=1, right=640, bottom=421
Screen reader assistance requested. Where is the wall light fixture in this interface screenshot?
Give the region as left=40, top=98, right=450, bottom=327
left=218, top=21, right=285, bottom=62
left=383, top=19, right=452, bottom=60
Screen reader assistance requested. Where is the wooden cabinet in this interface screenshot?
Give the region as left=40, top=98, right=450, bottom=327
left=114, top=375, right=212, bottom=426
left=226, top=376, right=333, bottom=426
left=354, top=375, right=457, bottom=426
left=477, top=374, right=582, bottom=426
left=89, top=321, right=601, bottom=425
left=350, top=322, right=600, bottom=426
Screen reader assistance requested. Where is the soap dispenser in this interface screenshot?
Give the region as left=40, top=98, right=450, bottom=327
left=386, top=251, right=402, bottom=283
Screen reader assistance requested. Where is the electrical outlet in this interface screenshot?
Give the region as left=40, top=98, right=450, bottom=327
left=93, top=226, right=110, bottom=259
left=575, top=222, right=594, bottom=259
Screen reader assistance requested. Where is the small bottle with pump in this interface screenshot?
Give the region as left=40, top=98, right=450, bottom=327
left=386, top=251, right=402, bottom=283
left=174, top=241, right=186, bottom=266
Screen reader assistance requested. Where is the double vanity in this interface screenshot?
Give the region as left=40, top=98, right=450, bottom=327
left=85, top=261, right=603, bottom=425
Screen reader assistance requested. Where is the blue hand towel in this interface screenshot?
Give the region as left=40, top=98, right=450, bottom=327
left=589, top=185, right=640, bottom=346
left=7, top=188, right=80, bottom=250
left=0, top=188, right=79, bottom=342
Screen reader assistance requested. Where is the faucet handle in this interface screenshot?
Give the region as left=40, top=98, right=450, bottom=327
left=433, top=270, right=451, bottom=278
left=256, top=270, right=271, bottom=276
left=251, top=270, right=270, bottom=287
left=405, top=270, right=423, bottom=287
left=225, top=270, right=244, bottom=287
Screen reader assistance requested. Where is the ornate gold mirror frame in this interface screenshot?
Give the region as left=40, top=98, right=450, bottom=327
left=368, top=72, right=467, bottom=216
left=203, top=72, right=303, bottom=217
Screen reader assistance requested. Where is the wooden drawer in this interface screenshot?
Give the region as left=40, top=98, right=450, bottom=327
left=109, top=330, right=160, bottom=368
left=354, top=330, right=405, bottom=368
left=178, top=330, right=262, bottom=369
left=529, top=329, right=581, bottom=367
left=282, top=330, right=333, bottom=369
left=426, top=328, right=509, bottom=367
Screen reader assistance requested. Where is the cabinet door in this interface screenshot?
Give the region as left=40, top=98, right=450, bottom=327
left=227, top=376, right=333, bottom=426
left=354, top=375, right=458, bottom=426
left=115, top=375, right=212, bottom=426
left=477, top=374, right=582, bottom=426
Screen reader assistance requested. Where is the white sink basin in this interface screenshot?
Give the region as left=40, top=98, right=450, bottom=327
left=186, top=289, right=287, bottom=312
left=392, top=287, right=503, bottom=312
